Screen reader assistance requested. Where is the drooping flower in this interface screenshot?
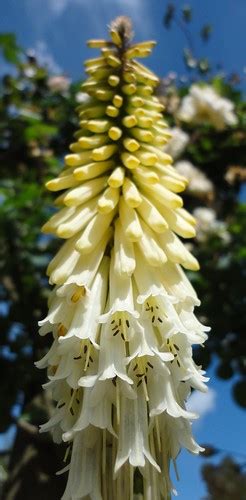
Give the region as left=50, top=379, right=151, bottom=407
left=177, top=83, right=238, bottom=130
left=37, top=16, right=209, bottom=500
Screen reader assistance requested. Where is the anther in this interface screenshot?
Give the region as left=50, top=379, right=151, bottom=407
left=58, top=402, right=65, bottom=409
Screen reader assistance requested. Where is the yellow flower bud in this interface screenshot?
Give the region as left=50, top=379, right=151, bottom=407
left=97, top=186, right=120, bottom=213
left=122, top=178, right=142, bottom=207
left=106, top=105, right=120, bottom=117
left=121, top=152, right=140, bottom=169
left=123, top=137, right=140, bottom=152
left=108, top=126, right=122, bottom=140
left=119, top=197, right=143, bottom=241
left=122, top=115, right=137, bottom=128
left=108, top=166, right=125, bottom=187
left=108, top=75, right=120, bottom=87
left=91, top=144, right=117, bottom=161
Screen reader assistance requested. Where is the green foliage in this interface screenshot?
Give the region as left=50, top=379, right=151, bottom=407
left=0, top=38, right=79, bottom=435
left=0, top=33, right=22, bottom=64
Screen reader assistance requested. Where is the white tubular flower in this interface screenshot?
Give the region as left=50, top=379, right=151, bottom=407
left=177, top=83, right=238, bottom=130
left=37, top=16, right=210, bottom=499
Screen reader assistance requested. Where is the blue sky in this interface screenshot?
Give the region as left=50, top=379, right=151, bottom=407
left=0, top=0, right=246, bottom=85
left=0, top=1, right=245, bottom=498
left=177, top=363, right=246, bottom=499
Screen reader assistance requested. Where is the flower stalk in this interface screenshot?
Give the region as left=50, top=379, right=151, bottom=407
left=37, top=16, right=209, bottom=499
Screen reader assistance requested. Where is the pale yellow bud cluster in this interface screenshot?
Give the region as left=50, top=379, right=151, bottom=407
left=44, top=28, right=199, bottom=285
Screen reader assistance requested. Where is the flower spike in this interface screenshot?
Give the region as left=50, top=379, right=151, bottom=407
left=38, top=16, right=209, bottom=500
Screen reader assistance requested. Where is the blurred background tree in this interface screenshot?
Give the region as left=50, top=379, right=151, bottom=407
left=0, top=4, right=245, bottom=498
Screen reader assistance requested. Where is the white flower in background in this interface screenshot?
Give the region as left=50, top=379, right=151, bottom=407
left=75, top=91, right=91, bottom=103
left=177, top=84, right=238, bottom=130
left=37, top=17, right=210, bottom=500
left=193, top=207, right=230, bottom=242
left=47, top=75, right=71, bottom=93
left=164, top=127, right=189, bottom=160
left=175, top=160, right=214, bottom=198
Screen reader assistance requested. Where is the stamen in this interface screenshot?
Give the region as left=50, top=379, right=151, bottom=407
left=71, top=285, right=86, bottom=303
left=155, top=417, right=161, bottom=452
left=142, top=376, right=149, bottom=401
left=63, top=445, right=71, bottom=463
left=116, top=379, right=120, bottom=425
left=173, top=458, right=180, bottom=481
left=102, top=429, right=106, bottom=474
left=84, top=343, right=91, bottom=371
left=130, top=466, right=134, bottom=500
left=57, top=324, right=67, bottom=337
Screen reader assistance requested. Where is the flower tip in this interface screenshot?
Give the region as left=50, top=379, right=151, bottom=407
left=172, top=198, right=184, bottom=209
left=45, top=179, right=57, bottom=191
left=41, top=222, right=53, bottom=234
left=183, top=258, right=200, bottom=271
left=109, top=16, right=134, bottom=44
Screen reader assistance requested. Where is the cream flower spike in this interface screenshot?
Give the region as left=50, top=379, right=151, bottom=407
left=37, top=16, right=210, bottom=500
